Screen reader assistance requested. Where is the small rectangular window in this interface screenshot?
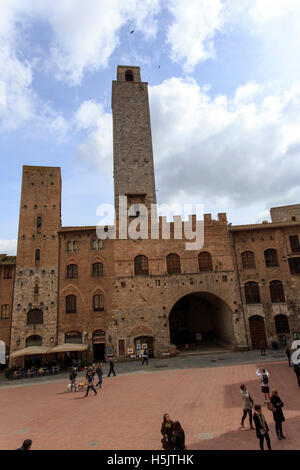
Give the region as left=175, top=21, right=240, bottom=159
left=155, top=280, right=161, bottom=286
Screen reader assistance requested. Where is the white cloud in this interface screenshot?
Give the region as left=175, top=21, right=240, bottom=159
left=234, top=82, right=263, bottom=105
left=167, top=0, right=225, bottom=71
left=0, top=239, right=17, bottom=256
left=250, top=0, right=300, bottom=23
left=147, top=77, right=300, bottom=210
left=73, top=101, right=113, bottom=174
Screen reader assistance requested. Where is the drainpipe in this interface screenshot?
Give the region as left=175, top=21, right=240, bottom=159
left=230, top=231, right=250, bottom=349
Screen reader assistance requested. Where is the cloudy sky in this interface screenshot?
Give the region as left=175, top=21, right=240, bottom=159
left=1, top=0, right=300, bottom=255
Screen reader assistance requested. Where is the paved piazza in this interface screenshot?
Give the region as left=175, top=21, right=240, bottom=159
left=0, top=353, right=300, bottom=450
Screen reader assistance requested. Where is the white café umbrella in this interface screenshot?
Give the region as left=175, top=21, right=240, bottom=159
left=291, top=348, right=300, bottom=366
left=291, top=340, right=300, bottom=350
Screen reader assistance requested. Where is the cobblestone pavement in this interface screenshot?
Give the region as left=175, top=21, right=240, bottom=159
left=1, top=350, right=299, bottom=450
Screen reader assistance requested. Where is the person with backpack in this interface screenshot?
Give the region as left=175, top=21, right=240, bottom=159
left=253, top=405, right=272, bottom=450
left=256, top=368, right=271, bottom=402
left=240, top=384, right=255, bottom=430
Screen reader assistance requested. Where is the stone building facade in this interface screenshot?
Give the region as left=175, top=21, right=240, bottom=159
left=2, top=65, right=300, bottom=366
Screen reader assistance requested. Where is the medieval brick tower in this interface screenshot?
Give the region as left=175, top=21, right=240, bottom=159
left=10, top=166, right=61, bottom=364
left=111, top=66, right=157, bottom=220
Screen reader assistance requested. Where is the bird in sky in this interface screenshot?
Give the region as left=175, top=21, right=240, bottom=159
left=130, top=30, right=134, bottom=34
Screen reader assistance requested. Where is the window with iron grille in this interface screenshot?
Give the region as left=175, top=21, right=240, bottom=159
left=288, top=257, right=300, bottom=274
left=270, top=280, right=285, bottom=303
left=289, top=235, right=300, bottom=253
left=66, top=295, right=77, bottom=313
left=241, top=251, right=256, bottom=269
left=264, top=249, right=279, bottom=267
left=134, top=255, right=149, bottom=275
left=166, top=253, right=181, bottom=274
left=198, top=252, right=213, bottom=272
left=27, top=309, right=43, bottom=325
left=93, top=294, right=104, bottom=311
left=92, top=262, right=103, bottom=277
left=67, top=264, right=78, bottom=279
left=0, top=304, right=10, bottom=320
left=275, top=314, right=290, bottom=334
left=245, top=282, right=261, bottom=304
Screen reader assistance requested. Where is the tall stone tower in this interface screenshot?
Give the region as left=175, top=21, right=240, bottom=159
left=10, top=166, right=61, bottom=365
left=111, top=66, right=157, bottom=222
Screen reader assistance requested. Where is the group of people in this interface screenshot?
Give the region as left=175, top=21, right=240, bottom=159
left=68, top=358, right=117, bottom=396
left=240, top=367, right=286, bottom=450
left=161, top=414, right=186, bottom=451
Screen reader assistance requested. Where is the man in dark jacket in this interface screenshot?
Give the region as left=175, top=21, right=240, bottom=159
left=253, top=404, right=272, bottom=450
left=293, top=363, right=300, bottom=387
left=16, top=439, right=32, bottom=450
left=107, top=358, right=116, bottom=377
left=96, top=363, right=103, bottom=389
left=141, top=349, right=148, bottom=365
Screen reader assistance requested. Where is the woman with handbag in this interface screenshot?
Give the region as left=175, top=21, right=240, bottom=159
left=270, top=390, right=286, bottom=440
left=161, top=414, right=174, bottom=450
left=240, top=384, right=255, bottom=429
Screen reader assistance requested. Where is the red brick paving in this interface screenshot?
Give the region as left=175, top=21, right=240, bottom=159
left=0, top=361, right=299, bottom=450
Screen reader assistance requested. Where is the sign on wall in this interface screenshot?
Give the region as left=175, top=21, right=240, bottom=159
left=127, top=348, right=134, bottom=355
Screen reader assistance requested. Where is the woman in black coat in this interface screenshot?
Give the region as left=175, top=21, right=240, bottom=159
left=172, top=421, right=186, bottom=450
left=270, top=390, right=286, bottom=440
left=161, top=414, right=174, bottom=450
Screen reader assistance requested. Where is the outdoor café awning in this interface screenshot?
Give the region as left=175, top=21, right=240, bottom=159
left=48, top=343, right=88, bottom=353
left=10, top=346, right=51, bottom=358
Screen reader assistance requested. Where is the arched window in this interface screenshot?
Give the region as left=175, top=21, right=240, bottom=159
left=67, top=241, right=73, bottom=252
left=270, top=280, right=285, bottom=303
left=27, top=309, right=43, bottom=325
left=264, top=249, right=279, bottom=267
left=93, top=294, right=104, bottom=311
left=275, top=314, right=290, bottom=334
left=65, top=330, right=82, bottom=344
left=26, top=335, right=42, bottom=347
left=35, top=249, right=40, bottom=267
left=125, top=69, right=134, bottom=81
left=198, top=252, right=213, bottom=272
left=245, top=282, right=261, bottom=304
left=66, top=295, right=77, bottom=313
left=241, top=251, right=256, bottom=269
left=37, top=216, right=42, bottom=231
left=92, top=262, right=103, bottom=277
left=0, top=304, right=10, bottom=320
left=67, top=264, right=78, bottom=279
left=166, top=253, right=181, bottom=274
left=134, top=255, right=149, bottom=275
left=92, top=238, right=103, bottom=250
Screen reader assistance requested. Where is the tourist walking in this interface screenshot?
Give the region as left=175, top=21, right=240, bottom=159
left=69, top=367, right=78, bottom=392
left=161, top=413, right=174, bottom=450
left=15, top=439, right=32, bottom=450
left=256, top=368, right=271, bottom=402
left=107, top=358, right=116, bottom=377
left=240, top=384, right=255, bottom=429
left=285, top=346, right=291, bottom=367
left=270, top=390, right=286, bottom=440
left=253, top=405, right=272, bottom=450
left=85, top=371, right=97, bottom=397
left=172, top=421, right=186, bottom=450
left=260, top=339, right=266, bottom=356
left=141, top=349, right=148, bottom=365
left=95, top=363, right=103, bottom=389
left=293, top=362, right=300, bottom=387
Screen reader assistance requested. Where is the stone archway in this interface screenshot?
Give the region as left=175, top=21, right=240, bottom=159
left=169, top=291, right=235, bottom=352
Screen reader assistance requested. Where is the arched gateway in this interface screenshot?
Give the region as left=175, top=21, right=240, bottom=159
left=169, top=292, right=235, bottom=352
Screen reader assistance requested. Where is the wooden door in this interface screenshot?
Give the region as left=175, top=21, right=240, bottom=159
left=118, top=339, right=125, bottom=357
left=249, top=315, right=267, bottom=349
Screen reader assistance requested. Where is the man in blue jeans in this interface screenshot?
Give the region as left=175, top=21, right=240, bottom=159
left=85, top=371, right=97, bottom=397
